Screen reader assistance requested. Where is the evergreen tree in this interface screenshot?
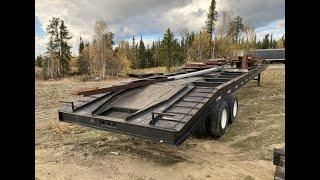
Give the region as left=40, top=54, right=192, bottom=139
left=150, top=41, right=156, bottom=67
left=135, top=43, right=139, bottom=65
left=46, top=17, right=60, bottom=55
left=138, top=37, right=146, bottom=68
left=186, top=31, right=196, bottom=47
left=261, top=34, right=270, bottom=49
left=45, top=17, right=61, bottom=78
left=269, top=34, right=273, bottom=49
left=227, top=16, right=244, bottom=43
left=35, top=55, right=44, bottom=67
left=180, top=37, right=187, bottom=63
left=205, top=0, right=218, bottom=58
left=272, top=38, right=277, bottom=48
left=159, top=28, right=176, bottom=70
left=145, top=46, right=152, bottom=68
left=253, top=34, right=257, bottom=48
left=59, top=20, right=72, bottom=75
left=79, top=37, right=84, bottom=53
left=205, top=0, right=218, bottom=37
left=131, top=36, right=136, bottom=68
left=77, top=37, right=89, bottom=74
left=256, top=40, right=262, bottom=49
left=173, top=39, right=184, bottom=65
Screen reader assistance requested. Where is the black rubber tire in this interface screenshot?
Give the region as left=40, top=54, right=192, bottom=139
left=194, top=118, right=209, bottom=138
left=208, top=100, right=229, bottom=138
left=225, top=95, right=238, bottom=124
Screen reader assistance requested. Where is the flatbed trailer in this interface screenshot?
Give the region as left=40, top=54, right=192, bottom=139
left=58, top=63, right=268, bottom=146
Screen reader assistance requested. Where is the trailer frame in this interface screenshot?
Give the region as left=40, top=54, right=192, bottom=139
left=58, top=63, right=267, bottom=146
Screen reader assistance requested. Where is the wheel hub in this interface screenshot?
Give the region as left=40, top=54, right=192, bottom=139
left=221, top=108, right=227, bottom=129
left=233, top=100, right=238, bottom=117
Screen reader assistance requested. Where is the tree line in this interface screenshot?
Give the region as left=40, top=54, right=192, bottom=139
left=37, top=17, right=72, bottom=79
left=35, top=0, right=285, bottom=79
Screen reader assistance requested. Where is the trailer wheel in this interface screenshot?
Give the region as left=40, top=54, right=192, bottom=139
left=194, top=118, right=209, bottom=138
left=208, top=100, right=229, bottom=138
left=225, top=95, right=238, bottom=124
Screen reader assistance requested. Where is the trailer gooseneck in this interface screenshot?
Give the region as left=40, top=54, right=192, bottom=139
left=58, top=62, right=267, bottom=146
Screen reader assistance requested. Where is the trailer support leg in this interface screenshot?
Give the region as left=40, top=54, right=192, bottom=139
left=256, top=73, right=261, bottom=86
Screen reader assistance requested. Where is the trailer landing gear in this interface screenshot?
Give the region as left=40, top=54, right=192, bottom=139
left=254, top=73, right=261, bottom=86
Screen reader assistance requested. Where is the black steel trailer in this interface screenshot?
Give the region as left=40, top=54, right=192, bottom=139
left=58, top=63, right=268, bottom=146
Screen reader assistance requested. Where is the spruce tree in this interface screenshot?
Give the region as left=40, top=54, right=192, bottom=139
left=253, top=34, right=257, bottom=48
left=131, top=36, right=138, bottom=68
left=151, top=41, right=156, bottom=67
left=159, top=28, right=175, bottom=70
left=205, top=0, right=218, bottom=37
left=262, top=34, right=270, bottom=49
left=173, top=39, right=184, bottom=65
left=46, top=17, right=60, bottom=57
left=269, top=34, right=273, bottom=49
left=138, top=37, right=146, bottom=68
left=146, top=46, right=152, bottom=68
left=35, top=55, right=44, bottom=67
left=180, top=37, right=187, bottom=63
left=79, top=37, right=84, bottom=54
left=59, top=20, right=72, bottom=75
left=45, top=17, right=60, bottom=78
left=77, top=37, right=88, bottom=74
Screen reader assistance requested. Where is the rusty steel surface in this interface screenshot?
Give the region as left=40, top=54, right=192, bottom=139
left=183, top=56, right=264, bottom=70
left=72, top=87, right=100, bottom=95
left=75, top=77, right=168, bottom=96
left=74, top=67, right=224, bottom=96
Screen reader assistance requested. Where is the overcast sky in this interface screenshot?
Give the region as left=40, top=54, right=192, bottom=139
left=35, top=0, right=285, bottom=56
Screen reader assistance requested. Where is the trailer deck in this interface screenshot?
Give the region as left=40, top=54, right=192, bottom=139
left=58, top=63, right=267, bottom=145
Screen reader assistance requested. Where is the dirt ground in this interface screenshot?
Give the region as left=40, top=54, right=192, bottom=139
left=35, top=64, right=285, bottom=180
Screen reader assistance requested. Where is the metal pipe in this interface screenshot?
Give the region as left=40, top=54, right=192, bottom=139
left=167, top=66, right=223, bottom=80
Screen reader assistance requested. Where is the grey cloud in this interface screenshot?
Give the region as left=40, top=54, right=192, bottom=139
left=36, top=0, right=284, bottom=37
left=220, top=0, right=285, bottom=28
left=35, top=0, right=284, bottom=55
left=193, top=9, right=206, bottom=17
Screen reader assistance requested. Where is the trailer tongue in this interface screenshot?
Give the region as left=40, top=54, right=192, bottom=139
left=58, top=62, right=267, bottom=145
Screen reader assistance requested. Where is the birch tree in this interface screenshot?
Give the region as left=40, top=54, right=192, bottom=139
left=91, top=20, right=115, bottom=78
